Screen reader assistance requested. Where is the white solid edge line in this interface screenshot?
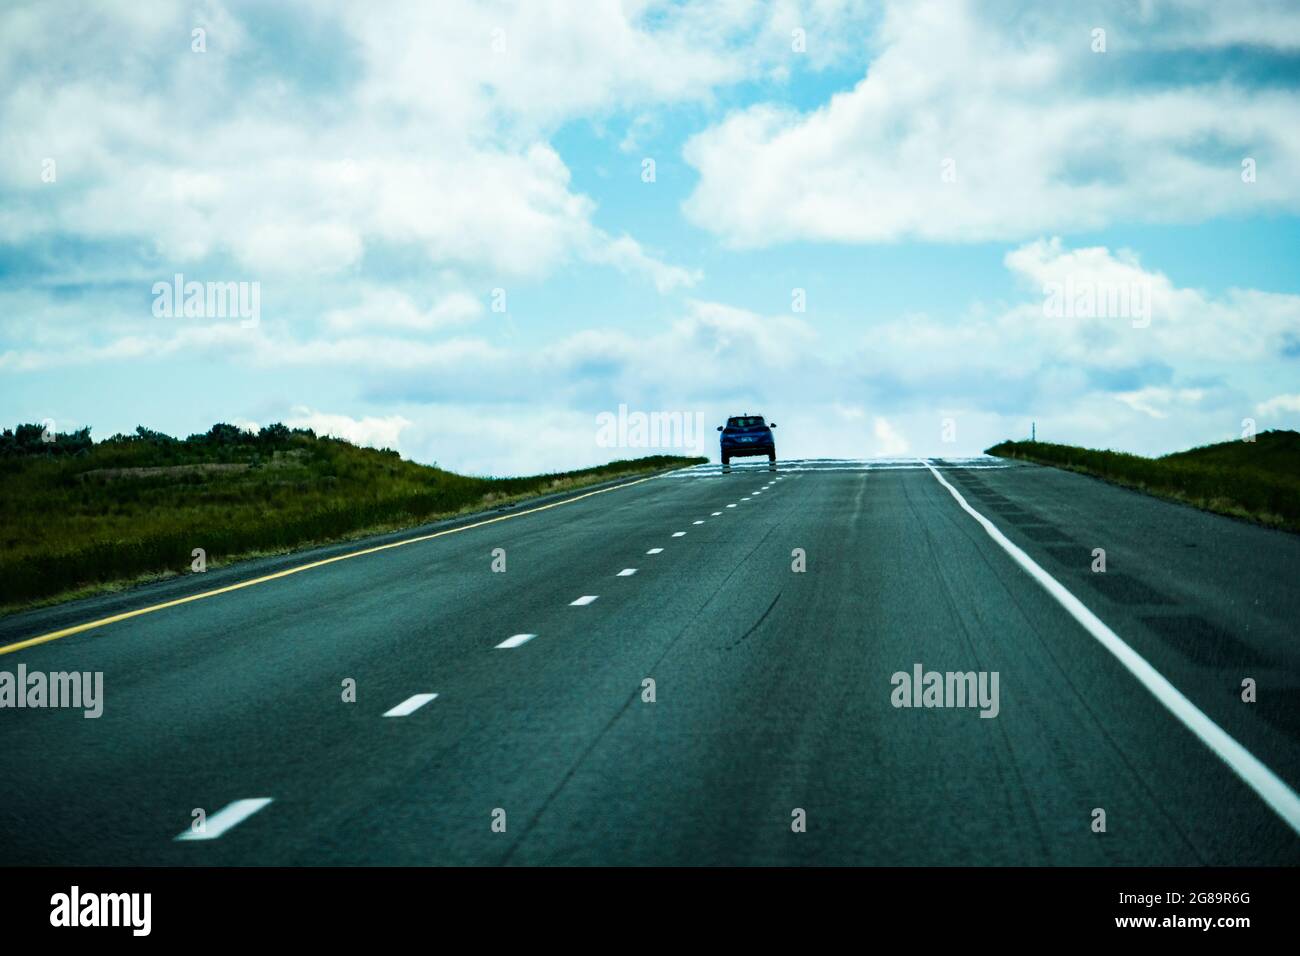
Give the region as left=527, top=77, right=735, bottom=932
left=175, top=798, right=273, bottom=841
left=617, top=568, right=637, bottom=576
left=922, top=458, right=1300, bottom=836
left=496, top=633, right=537, bottom=648
left=570, top=595, right=599, bottom=606
left=646, top=548, right=664, bottom=554
left=383, top=692, right=439, bottom=717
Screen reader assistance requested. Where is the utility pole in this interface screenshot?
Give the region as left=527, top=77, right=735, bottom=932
left=1031, top=421, right=1036, bottom=442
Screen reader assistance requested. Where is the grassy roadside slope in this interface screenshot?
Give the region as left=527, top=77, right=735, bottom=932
left=985, top=429, right=1300, bottom=533
left=0, top=422, right=704, bottom=612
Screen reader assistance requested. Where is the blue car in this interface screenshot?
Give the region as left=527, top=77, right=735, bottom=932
left=717, top=414, right=777, bottom=466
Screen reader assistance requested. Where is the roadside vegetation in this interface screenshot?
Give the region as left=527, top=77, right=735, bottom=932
left=986, top=429, right=1300, bottom=533
left=0, top=422, right=703, bottom=612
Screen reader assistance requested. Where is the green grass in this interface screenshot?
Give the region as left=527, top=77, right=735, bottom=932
left=0, top=422, right=704, bottom=613
left=985, top=429, right=1300, bottom=533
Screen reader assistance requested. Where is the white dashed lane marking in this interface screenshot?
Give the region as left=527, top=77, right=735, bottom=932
left=175, top=798, right=273, bottom=842
left=646, top=548, right=664, bottom=554
left=570, top=595, right=599, bottom=606
left=496, top=634, right=536, bottom=649
left=711, top=511, right=722, bottom=516
left=672, top=532, right=686, bottom=537
left=693, top=520, right=704, bottom=525
left=726, top=504, right=737, bottom=508
left=383, top=693, right=439, bottom=717
left=617, top=568, right=637, bottom=577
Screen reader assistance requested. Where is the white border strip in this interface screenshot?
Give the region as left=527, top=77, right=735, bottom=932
left=923, top=459, right=1300, bottom=835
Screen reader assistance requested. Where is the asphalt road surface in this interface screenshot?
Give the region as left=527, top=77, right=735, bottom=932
left=2, top=457, right=1298, bottom=865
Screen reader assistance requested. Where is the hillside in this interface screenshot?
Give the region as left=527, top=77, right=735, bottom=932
left=985, top=430, right=1300, bottom=533
left=0, top=422, right=703, bottom=611
left=1161, top=428, right=1300, bottom=476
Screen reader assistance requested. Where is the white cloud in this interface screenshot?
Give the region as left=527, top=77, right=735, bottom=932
left=683, top=0, right=1300, bottom=246
left=5, top=238, right=1295, bottom=467
left=618, top=113, right=658, bottom=155
left=4, top=3, right=1297, bottom=473
left=0, top=2, right=727, bottom=287
left=284, top=407, right=411, bottom=452
left=232, top=222, right=364, bottom=276
left=580, top=234, right=702, bottom=293
left=1256, top=394, right=1300, bottom=417
left=1148, top=0, right=1300, bottom=50
left=865, top=238, right=1300, bottom=377
left=1115, top=387, right=1206, bottom=420
left=398, top=405, right=621, bottom=477
left=872, top=416, right=910, bottom=455
left=323, top=289, right=484, bottom=333
left=0, top=320, right=503, bottom=373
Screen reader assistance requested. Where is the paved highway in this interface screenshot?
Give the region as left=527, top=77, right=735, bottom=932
left=1, top=458, right=1298, bottom=865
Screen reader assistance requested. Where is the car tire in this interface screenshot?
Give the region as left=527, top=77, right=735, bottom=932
left=721, top=454, right=730, bottom=466
left=767, top=450, right=776, bottom=462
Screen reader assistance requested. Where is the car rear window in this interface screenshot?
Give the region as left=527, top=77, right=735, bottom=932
left=727, top=417, right=765, bottom=427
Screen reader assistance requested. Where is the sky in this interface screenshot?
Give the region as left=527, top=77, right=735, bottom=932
left=2, top=0, right=1299, bottom=475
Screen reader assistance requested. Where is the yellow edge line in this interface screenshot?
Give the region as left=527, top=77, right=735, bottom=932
left=0, top=472, right=661, bottom=658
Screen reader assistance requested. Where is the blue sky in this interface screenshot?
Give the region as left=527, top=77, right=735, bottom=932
left=3, top=0, right=1300, bottom=474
